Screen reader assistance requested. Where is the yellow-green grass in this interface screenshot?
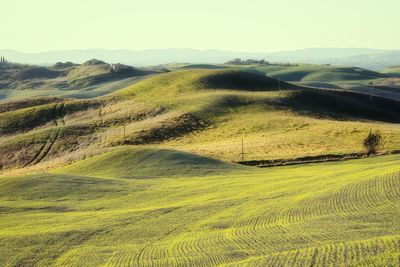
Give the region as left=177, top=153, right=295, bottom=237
left=162, top=105, right=400, bottom=162
left=382, top=66, right=400, bottom=76
left=0, top=100, right=100, bottom=134
left=57, top=147, right=243, bottom=178
left=180, top=64, right=227, bottom=70
left=66, top=64, right=111, bottom=80
left=0, top=148, right=399, bottom=266
left=2, top=68, right=400, bottom=170
left=238, top=64, right=385, bottom=82
left=115, top=69, right=295, bottom=105
left=112, top=70, right=400, bottom=160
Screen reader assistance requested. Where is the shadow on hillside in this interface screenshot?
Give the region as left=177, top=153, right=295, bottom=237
left=181, top=64, right=227, bottom=70
left=199, top=71, right=298, bottom=91
left=280, top=89, right=400, bottom=123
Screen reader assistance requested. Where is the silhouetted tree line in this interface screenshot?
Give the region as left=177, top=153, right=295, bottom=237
left=226, top=58, right=269, bottom=65
left=225, top=58, right=300, bottom=67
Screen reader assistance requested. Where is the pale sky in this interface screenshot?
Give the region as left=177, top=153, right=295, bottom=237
left=1, top=0, right=399, bottom=53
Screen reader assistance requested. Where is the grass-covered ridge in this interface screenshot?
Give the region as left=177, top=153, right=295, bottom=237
left=57, top=147, right=244, bottom=178
left=0, top=150, right=399, bottom=265
left=2, top=68, right=400, bottom=169
left=116, top=69, right=297, bottom=101
left=382, top=66, right=400, bottom=76
left=0, top=60, right=158, bottom=101
left=240, top=64, right=386, bottom=82
left=0, top=99, right=101, bottom=134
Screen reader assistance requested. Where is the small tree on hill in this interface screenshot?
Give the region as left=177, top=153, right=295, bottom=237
left=363, top=131, right=381, bottom=156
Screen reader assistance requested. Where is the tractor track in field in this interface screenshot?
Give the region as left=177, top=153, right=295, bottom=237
left=32, top=128, right=61, bottom=165
left=23, top=128, right=61, bottom=167
left=23, top=103, right=64, bottom=167
left=22, top=142, right=48, bottom=168
left=102, top=207, right=185, bottom=266
left=133, top=223, right=186, bottom=266
left=232, top=235, right=400, bottom=266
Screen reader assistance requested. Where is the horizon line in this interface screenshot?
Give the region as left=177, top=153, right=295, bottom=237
left=0, top=47, right=397, bottom=55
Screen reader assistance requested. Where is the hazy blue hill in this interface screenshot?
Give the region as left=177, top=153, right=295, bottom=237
left=0, top=60, right=159, bottom=101
left=1, top=48, right=399, bottom=70
left=264, top=48, right=388, bottom=61
left=331, top=51, right=400, bottom=71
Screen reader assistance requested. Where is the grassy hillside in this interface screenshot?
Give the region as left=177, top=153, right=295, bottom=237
left=1, top=68, right=400, bottom=170
left=1, top=65, right=400, bottom=266
left=382, top=66, right=400, bottom=76
left=113, top=69, right=400, bottom=161
left=0, top=149, right=399, bottom=265
left=57, top=147, right=243, bottom=178
left=0, top=60, right=158, bottom=101
left=180, top=64, right=227, bottom=70
left=243, top=64, right=386, bottom=82
left=0, top=99, right=101, bottom=134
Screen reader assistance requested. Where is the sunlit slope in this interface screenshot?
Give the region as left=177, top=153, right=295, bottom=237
left=115, top=69, right=298, bottom=102
left=180, top=64, right=227, bottom=70
left=382, top=66, right=400, bottom=76
left=114, top=69, right=400, bottom=125
left=114, top=70, right=400, bottom=161
left=228, top=64, right=400, bottom=102
left=2, top=69, right=400, bottom=169
left=0, top=150, right=399, bottom=266
left=114, top=69, right=398, bottom=121
left=239, top=65, right=386, bottom=82
left=57, top=147, right=244, bottom=178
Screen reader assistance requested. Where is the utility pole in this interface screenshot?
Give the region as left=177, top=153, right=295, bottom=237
left=278, top=77, right=281, bottom=91
left=123, top=124, right=126, bottom=144
left=241, top=138, right=244, bottom=162
left=278, top=77, right=283, bottom=98
left=99, top=108, right=103, bottom=126
left=369, top=83, right=374, bottom=104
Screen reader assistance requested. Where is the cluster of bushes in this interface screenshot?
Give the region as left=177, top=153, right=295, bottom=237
left=225, top=58, right=300, bottom=67
left=225, top=58, right=270, bottom=65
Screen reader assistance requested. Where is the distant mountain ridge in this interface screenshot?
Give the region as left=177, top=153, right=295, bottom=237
left=0, top=48, right=399, bottom=70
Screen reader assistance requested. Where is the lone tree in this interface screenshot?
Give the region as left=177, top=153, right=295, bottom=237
left=363, top=131, right=381, bottom=156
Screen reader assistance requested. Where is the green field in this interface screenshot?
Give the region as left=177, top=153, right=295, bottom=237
left=224, top=64, right=385, bottom=82
left=0, top=148, right=399, bottom=266
left=1, top=64, right=400, bottom=266
left=1, top=0, right=400, bottom=264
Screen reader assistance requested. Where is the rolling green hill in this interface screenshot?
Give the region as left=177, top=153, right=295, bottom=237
left=1, top=65, right=400, bottom=266
left=382, top=66, right=400, bottom=76
left=57, top=147, right=244, bottom=178
left=239, top=64, right=386, bottom=82
left=0, top=148, right=399, bottom=265
left=0, top=60, right=159, bottom=101
left=180, top=64, right=227, bottom=70
left=1, top=68, right=400, bottom=170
